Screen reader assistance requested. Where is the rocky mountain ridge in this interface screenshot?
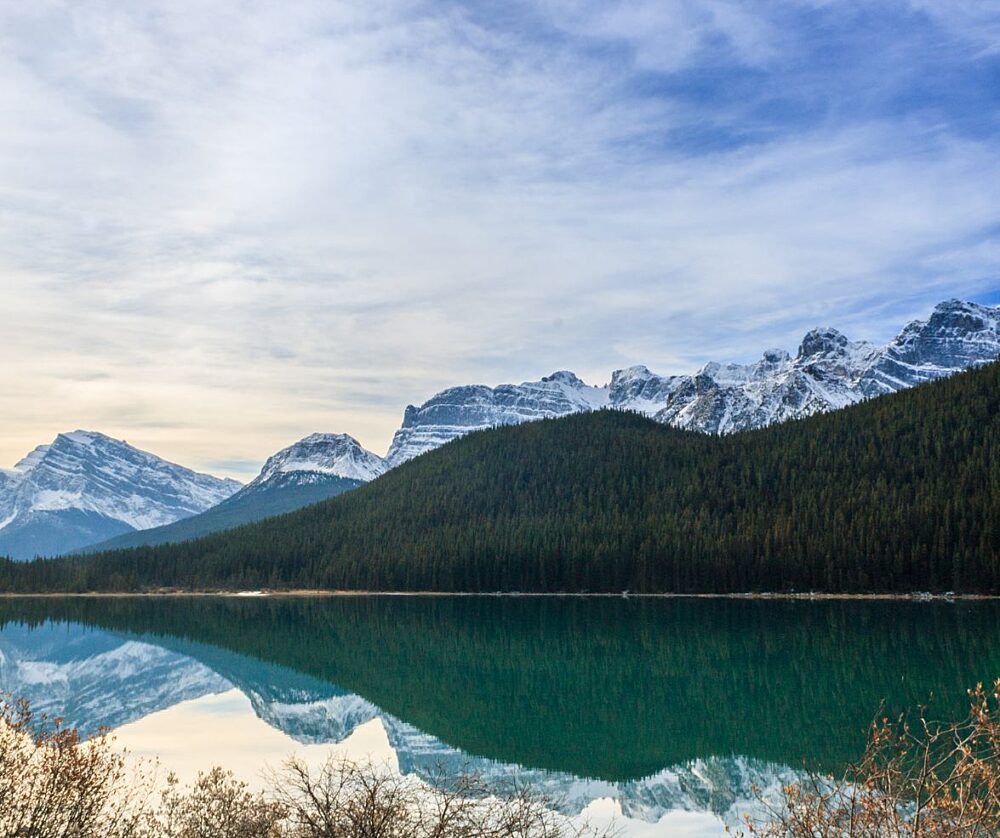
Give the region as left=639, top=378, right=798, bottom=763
left=385, top=298, right=1000, bottom=463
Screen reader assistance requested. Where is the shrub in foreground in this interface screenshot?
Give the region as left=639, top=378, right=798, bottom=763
left=0, top=695, right=608, bottom=837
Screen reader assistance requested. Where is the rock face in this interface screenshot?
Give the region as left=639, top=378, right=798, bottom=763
left=385, top=371, right=610, bottom=467
left=384, top=299, right=1000, bottom=464
left=0, top=431, right=240, bottom=560
left=858, top=299, right=1000, bottom=395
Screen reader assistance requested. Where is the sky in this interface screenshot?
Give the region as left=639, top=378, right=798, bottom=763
left=1, top=0, right=998, bottom=480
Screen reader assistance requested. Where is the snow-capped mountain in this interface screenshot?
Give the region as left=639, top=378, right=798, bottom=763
left=0, top=431, right=240, bottom=560
left=858, top=298, right=1000, bottom=395
left=385, top=299, right=1000, bottom=464
left=87, top=432, right=386, bottom=552
left=248, top=433, right=386, bottom=489
left=385, top=371, right=609, bottom=468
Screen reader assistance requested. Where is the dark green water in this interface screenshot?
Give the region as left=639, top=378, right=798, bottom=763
left=0, top=596, right=997, bottom=782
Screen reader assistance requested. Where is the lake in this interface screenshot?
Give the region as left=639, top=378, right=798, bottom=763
left=0, top=595, right=997, bottom=836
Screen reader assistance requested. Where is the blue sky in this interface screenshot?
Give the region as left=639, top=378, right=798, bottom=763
left=0, top=0, right=997, bottom=477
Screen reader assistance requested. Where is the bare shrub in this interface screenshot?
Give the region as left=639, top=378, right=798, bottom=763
left=740, top=680, right=1000, bottom=837
left=0, top=694, right=609, bottom=838
left=273, top=756, right=607, bottom=838
left=0, top=693, right=153, bottom=837
left=144, top=768, right=287, bottom=837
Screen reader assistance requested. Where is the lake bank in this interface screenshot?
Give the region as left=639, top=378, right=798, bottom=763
left=0, top=589, right=997, bottom=600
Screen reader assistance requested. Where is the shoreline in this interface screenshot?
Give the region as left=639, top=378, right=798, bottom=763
left=0, top=589, right=997, bottom=601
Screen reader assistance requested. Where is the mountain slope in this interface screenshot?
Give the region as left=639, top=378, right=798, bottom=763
left=0, top=432, right=240, bottom=560
left=87, top=433, right=381, bottom=551
left=5, top=361, right=998, bottom=594
left=386, top=299, right=999, bottom=463
left=86, top=477, right=364, bottom=551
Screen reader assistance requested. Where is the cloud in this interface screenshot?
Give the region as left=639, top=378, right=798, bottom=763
left=0, top=0, right=996, bottom=478
left=905, top=0, right=1000, bottom=55
left=539, top=0, right=779, bottom=71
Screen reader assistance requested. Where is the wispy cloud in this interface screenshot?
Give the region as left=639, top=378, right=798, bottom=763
left=0, top=0, right=997, bottom=477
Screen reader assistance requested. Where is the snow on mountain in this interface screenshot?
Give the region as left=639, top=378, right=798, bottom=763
left=859, top=298, right=1000, bottom=395
left=384, top=299, right=1000, bottom=462
left=0, top=431, right=241, bottom=560
left=651, top=299, right=998, bottom=434
left=385, top=370, right=610, bottom=467
left=248, top=433, right=386, bottom=488
left=77, top=433, right=388, bottom=553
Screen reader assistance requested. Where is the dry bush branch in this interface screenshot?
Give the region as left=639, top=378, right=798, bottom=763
left=272, top=756, right=612, bottom=838
left=0, top=692, right=155, bottom=838
left=0, top=695, right=612, bottom=838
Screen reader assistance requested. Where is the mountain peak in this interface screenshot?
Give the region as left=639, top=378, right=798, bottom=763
left=761, top=348, right=791, bottom=364
left=540, top=370, right=586, bottom=387
left=385, top=370, right=608, bottom=468
left=933, top=297, right=981, bottom=314
left=612, top=365, right=655, bottom=381
left=797, top=327, right=849, bottom=359
left=872, top=298, right=999, bottom=379
left=926, top=298, right=996, bottom=331
left=15, top=431, right=121, bottom=472
left=298, top=432, right=358, bottom=446
left=252, top=433, right=386, bottom=486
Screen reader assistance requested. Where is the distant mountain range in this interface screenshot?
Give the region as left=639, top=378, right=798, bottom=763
left=1, top=298, right=997, bottom=559
left=384, top=298, right=1000, bottom=464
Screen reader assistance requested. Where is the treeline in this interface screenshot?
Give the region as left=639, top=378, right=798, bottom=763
left=1, top=361, right=998, bottom=594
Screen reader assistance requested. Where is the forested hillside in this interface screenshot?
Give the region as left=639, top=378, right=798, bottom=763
left=1, top=362, right=997, bottom=594
left=82, top=476, right=363, bottom=552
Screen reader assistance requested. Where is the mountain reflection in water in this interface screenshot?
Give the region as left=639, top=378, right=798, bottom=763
left=0, top=596, right=997, bottom=832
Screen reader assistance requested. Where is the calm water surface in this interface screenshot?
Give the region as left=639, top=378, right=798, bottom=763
left=0, top=596, right=997, bottom=836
